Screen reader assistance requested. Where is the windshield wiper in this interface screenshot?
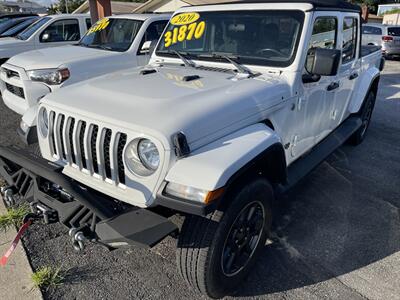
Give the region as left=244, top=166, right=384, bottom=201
left=79, top=43, right=113, bottom=51
left=172, top=50, right=196, bottom=68
left=198, top=52, right=257, bottom=77
left=157, top=50, right=196, bottom=68
left=97, top=45, right=113, bottom=51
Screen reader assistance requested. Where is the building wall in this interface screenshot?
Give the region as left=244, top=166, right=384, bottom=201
left=383, top=13, right=400, bottom=25
left=153, top=0, right=188, bottom=13
left=0, top=3, right=47, bottom=14
left=368, top=18, right=383, bottom=24
left=0, top=4, right=20, bottom=12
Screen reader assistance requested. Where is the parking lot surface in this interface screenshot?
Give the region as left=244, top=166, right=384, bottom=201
left=0, top=60, right=399, bottom=300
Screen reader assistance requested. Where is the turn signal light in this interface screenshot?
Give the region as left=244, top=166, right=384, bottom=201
left=204, top=187, right=225, bottom=204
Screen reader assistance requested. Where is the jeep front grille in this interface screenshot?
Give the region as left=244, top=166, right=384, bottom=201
left=5, top=82, right=24, bottom=99
left=48, top=111, right=128, bottom=186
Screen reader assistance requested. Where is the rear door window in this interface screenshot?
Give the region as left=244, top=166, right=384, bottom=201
left=388, top=27, right=400, bottom=36
left=342, top=17, right=357, bottom=63
left=137, top=20, right=168, bottom=55
left=362, top=26, right=382, bottom=35
left=86, top=18, right=92, bottom=30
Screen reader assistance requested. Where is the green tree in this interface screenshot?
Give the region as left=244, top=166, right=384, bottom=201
left=351, top=0, right=380, bottom=14
left=48, top=0, right=85, bottom=14
left=381, top=8, right=400, bottom=15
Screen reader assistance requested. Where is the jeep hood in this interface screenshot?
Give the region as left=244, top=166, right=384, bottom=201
left=7, top=45, right=116, bottom=70
left=43, top=65, right=290, bottom=149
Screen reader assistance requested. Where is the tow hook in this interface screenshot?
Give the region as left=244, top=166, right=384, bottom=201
left=29, top=202, right=57, bottom=224
left=69, top=228, right=87, bottom=252
left=0, top=186, right=16, bottom=206
left=35, top=203, right=53, bottom=224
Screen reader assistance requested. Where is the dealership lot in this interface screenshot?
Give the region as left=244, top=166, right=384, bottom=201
left=0, top=60, right=399, bottom=299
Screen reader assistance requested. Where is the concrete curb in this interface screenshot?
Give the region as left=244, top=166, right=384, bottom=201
left=0, top=196, right=43, bottom=300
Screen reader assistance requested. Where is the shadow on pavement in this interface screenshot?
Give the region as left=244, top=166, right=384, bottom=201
left=234, top=69, right=400, bottom=297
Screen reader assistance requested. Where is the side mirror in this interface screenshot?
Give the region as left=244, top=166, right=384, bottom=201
left=140, top=41, right=152, bottom=54
left=305, top=48, right=341, bottom=76
left=41, top=33, right=49, bottom=42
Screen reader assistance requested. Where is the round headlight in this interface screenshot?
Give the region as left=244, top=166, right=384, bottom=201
left=124, top=138, right=160, bottom=176
left=39, top=107, right=49, bottom=137
left=138, top=139, right=160, bottom=171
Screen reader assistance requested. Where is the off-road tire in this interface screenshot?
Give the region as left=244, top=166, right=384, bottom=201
left=348, top=90, right=376, bottom=146
left=176, top=178, right=273, bottom=298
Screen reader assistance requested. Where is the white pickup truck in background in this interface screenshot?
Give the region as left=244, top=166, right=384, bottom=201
left=0, top=14, right=91, bottom=65
left=0, top=14, right=169, bottom=144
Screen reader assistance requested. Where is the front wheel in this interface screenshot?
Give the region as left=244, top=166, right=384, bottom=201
left=176, top=178, right=273, bottom=298
left=348, top=90, right=376, bottom=146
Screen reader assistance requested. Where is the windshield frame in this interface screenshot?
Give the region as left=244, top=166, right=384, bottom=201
left=16, top=16, right=50, bottom=41
left=155, top=9, right=305, bottom=68
left=78, top=18, right=144, bottom=52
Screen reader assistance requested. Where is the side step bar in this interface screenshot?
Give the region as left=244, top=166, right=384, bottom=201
left=278, top=116, right=362, bottom=194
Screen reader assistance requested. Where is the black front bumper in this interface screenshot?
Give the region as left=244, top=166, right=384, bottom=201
left=0, top=146, right=177, bottom=248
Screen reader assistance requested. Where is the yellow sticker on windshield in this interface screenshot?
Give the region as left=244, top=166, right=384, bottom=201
left=87, top=18, right=110, bottom=34
left=164, top=21, right=206, bottom=48
left=170, top=12, right=200, bottom=25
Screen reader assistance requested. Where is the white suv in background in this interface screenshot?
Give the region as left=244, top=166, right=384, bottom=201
left=362, top=24, right=400, bottom=58
left=0, top=14, right=169, bottom=144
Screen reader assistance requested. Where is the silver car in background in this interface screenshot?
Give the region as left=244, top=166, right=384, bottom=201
left=362, top=24, right=400, bottom=58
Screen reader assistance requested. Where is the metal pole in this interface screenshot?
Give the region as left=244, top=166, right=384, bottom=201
left=65, top=0, right=69, bottom=14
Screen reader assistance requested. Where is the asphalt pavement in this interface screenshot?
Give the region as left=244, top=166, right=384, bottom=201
left=0, top=60, right=399, bottom=300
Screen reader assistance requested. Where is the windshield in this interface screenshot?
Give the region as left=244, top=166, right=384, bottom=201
left=0, top=17, right=38, bottom=37
left=0, top=19, right=19, bottom=32
left=156, top=10, right=304, bottom=68
left=388, top=27, right=400, bottom=37
left=16, top=17, right=50, bottom=40
left=79, top=18, right=143, bottom=52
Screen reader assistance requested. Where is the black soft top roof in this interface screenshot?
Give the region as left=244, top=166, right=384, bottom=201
left=209, top=0, right=361, bottom=13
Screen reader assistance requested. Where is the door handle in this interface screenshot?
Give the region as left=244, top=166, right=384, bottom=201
left=327, top=81, right=339, bottom=91
left=349, top=73, right=358, bottom=80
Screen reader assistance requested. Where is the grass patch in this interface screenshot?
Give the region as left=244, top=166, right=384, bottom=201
left=0, top=205, right=30, bottom=231
left=32, top=266, right=64, bottom=290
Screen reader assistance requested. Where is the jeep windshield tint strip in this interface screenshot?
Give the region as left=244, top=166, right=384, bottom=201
left=79, top=18, right=143, bottom=52
left=156, top=10, right=305, bottom=67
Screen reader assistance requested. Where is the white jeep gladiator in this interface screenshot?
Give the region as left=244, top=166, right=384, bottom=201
left=0, top=1, right=384, bottom=298
left=0, top=14, right=169, bottom=144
